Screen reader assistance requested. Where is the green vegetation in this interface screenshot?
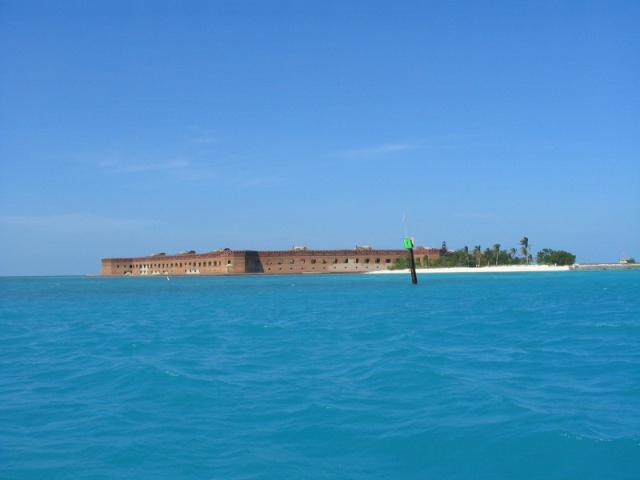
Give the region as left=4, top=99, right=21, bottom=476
left=389, top=237, right=577, bottom=269
left=390, top=244, right=522, bottom=270
left=536, top=249, right=576, bottom=266
left=520, top=237, right=531, bottom=265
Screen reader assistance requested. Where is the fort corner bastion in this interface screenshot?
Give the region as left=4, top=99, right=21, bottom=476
left=101, top=246, right=443, bottom=276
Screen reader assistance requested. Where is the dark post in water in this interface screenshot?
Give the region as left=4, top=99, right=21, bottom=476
left=404, top=237, right=418, bottom=284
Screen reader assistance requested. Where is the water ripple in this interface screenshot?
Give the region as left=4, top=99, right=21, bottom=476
left=1, top=272, right=639, bottom=478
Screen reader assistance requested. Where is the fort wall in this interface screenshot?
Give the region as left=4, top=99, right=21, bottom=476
left=101, top=247, right=442, bottom=276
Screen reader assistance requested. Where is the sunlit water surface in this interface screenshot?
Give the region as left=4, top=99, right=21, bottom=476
left=1, top=271, right=639, bottom=479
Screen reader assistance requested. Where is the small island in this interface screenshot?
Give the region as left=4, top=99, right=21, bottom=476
left=101, top=237, right=636, bottom=277
left=389, top=237, right=577, bottom=270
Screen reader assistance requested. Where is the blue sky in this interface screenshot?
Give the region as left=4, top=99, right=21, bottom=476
left=1, top=0, right=638, bottom=275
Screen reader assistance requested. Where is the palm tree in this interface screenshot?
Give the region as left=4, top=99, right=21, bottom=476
left=493, top=244, right=501, bottom=266
left=473, top=245, right=482, bottom=267
left=463, top=245, right=470, bottom=267
left=520, top=237, right=530, bottom=265
left=483, top=247, right=493, bottom=266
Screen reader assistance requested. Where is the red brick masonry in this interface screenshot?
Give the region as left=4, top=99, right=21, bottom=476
left=101, top=247, right=442, bottom=276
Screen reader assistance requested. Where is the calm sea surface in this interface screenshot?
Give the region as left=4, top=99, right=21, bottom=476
left=1, top=271, right=639, bottom=479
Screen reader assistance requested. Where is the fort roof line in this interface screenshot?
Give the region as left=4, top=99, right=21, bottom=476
left=102, top=246, right=441, bottom=261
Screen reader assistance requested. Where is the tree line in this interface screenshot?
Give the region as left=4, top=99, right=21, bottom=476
left=391, top=237, right=576, bottom=269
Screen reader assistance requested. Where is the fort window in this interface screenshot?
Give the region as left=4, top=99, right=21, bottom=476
left=332, top=259, right=338, bottom=264
left=300, top=259, right=305, bottom=264
left=310, top=259, right=316, bottom=264
left=385, top=259, right=391, bottom=264
left=355, top=258, right=359, bottom=263
left=364, top=258, right=370, bottom=264
left=277, top=259, right=283, bottom=264
left=288, top=259, right=294, bottom=264
left=375, top=258, right=381, bottom=264
left=343, top=259, right=348, bottom=263
left=322, top=259, right=327, bottom=264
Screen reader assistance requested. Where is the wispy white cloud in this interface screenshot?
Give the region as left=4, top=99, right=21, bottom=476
left=186, top=125, right=219, bottom=144
left=100, top=158, right=190, bottom=174
left=241, top=176, right=290, bottom=188
left=339, top=135, right=495, bottom=159
left=93, top=155, right=228, bottom=185
left=340, top=143, right=419, bottom=159
left=0, top=213, right=157, bottom=235
left=190, top=135, right=217, bottom=144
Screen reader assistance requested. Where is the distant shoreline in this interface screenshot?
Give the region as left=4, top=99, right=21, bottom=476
left=84, top=263, right=639, bottom=278
left=366, top=264, right=639, bottom=275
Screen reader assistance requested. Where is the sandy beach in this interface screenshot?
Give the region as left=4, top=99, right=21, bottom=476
left=367, top=265, right=572, bottom=275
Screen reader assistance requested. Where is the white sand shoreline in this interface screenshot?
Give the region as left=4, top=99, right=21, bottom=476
left=366, top=265, right=572, bottom=275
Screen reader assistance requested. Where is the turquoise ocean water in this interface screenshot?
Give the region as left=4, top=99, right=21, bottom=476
left=1, top=271, right=639, bottom=479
